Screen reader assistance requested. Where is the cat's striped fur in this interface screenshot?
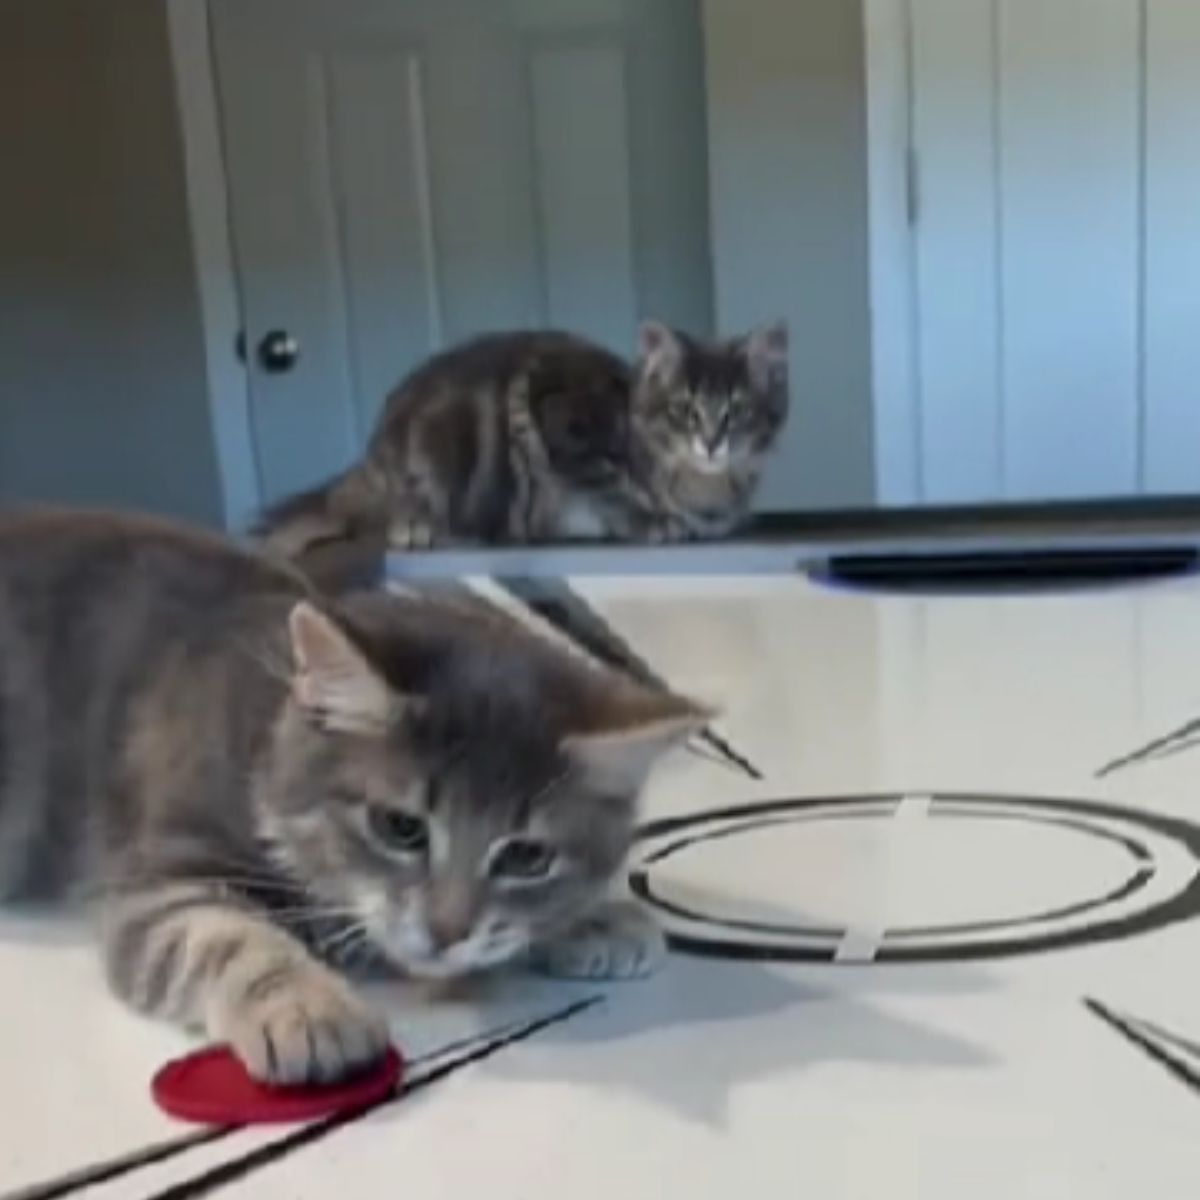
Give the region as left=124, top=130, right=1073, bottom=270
left=0, top=509, right=706, bottom=1083
left=256, top=321, right=789, bottom=567
left=257, top=331, right=645, bottom=560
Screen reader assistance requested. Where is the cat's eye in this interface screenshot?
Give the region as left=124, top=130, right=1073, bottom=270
left=489, top=837, right=558, bottom=882
left=367, top=806, right=429, bottom=855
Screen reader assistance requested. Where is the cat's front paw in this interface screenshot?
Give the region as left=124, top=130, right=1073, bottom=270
left=533, top=902, right=666, bottom=981
left=387, top=516, right=436, bottom=551
left=216, top=960, right=389, bottom=1086
left=643, top=521, right=680, bottom=545
left=643, top=517, right=694, bottom=545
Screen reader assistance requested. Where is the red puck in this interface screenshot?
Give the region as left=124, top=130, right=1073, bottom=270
left=151, top=1044, right=404, bottom=1126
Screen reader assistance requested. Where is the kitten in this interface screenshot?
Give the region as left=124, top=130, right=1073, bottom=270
left=630, top=321, right=789, bottom=540
left=0, top=509, right=708, bottom=1084
left=257, top=331, right=640, bottom=558
left=255, top=320, right=788, bottom=563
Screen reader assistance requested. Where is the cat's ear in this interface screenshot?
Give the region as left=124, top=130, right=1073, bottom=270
left=743, top=320, right=789, bottom=391
left=287, top=601, right=400, bottom=735
left=637, top=320, right=684, bottom=384
left=564, top=688, right=714, bottom=793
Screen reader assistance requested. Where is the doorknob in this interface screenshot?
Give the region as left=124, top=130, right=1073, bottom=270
left=255, top=329, right=301, bottom=374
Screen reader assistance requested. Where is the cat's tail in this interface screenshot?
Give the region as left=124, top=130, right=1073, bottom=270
left=253, top=465, right=388, bottom=564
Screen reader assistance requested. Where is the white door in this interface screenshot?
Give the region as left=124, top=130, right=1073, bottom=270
left=872, top=0, right=1200, bottom=506
left=209, top=0, right=714, bottom=507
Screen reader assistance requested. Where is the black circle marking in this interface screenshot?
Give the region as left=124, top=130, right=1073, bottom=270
left=630, top=793, right=1200, bottom=964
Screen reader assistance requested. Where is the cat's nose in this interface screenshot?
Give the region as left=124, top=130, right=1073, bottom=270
left=426, top=899, right=475, bottom=951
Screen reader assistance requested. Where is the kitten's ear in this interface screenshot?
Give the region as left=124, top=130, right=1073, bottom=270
left=287, top=601, right=399, bottom=735
left=743, top=320, right=789, bottom=391
left=564, top=688, right=714, bottom=793
left=637, top=320, right=684, bottom=383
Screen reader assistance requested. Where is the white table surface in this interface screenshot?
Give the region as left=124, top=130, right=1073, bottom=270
left=4, top=572, right=1200, bottom=1199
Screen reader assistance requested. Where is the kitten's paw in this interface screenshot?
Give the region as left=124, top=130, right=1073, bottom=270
left=533, top=902, right=666, bottom=981
left=643, top=520, right=689, bottom=545
left=387, top=519, right=436, bottom=551
left=217, top=961, right=389, bottom=1086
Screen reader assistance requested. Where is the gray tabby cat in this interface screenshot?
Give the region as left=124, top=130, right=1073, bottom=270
left=0, top=509, right=707, bottom=1083
left=633, top=320, right=789, bottom=541
left=256, top=321, right=788, bottom=564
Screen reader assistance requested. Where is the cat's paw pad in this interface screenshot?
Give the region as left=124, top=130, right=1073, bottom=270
left=219, top=962, right=389, bottom=1086
left=533, top=903, right=666, bottom=981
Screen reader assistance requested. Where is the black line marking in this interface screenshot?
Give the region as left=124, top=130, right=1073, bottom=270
left=1135, top=730, right=1200, bottom=771
left=496, top=576, right=763, bottom=783
left=631, top=809, right=893, bottom=943
left=683, top=736, right=763, bottom=782
left=632, top=792, right=1200, bottom=963
left=0, top=1128, right=234, bottom=1200
left=1127, top=1015, right=1200, bottom=1064
left=694, top=730, right=763, bottom=782
left=0, top=1011, right=595, bottom=1200
left=1095, top=713, right=1200, bottom=779
left=892, top=867, right=1154, bottom=939
left=1085, top=998, right=1200, bottom=1098
left=931, top=804, right=1154, bottom=862
left=635, top=855, right=1155, bottom=947
left=643, top=808, right=895, bottom=867
left=630, top=871, right=838, bottom=942
left=137, top=995, right=604, bottom=1200
left=401, top=1015, right=555, bottom=1073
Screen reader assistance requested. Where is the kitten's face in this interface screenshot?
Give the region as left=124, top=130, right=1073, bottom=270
left=260, top=599, right=705, bottom=979
left=633, top=321, right=789, bottom=476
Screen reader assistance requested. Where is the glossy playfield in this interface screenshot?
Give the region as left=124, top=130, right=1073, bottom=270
left=3, top=570, right=1200, bottom=1200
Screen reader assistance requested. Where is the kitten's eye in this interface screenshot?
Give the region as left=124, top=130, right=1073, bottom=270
left=489, top=838, right=557, bottom=882
left=367, top=806, right=429, bottom=855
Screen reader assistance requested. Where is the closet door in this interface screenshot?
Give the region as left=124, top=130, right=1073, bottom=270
left=209, top=0, right=713, bottom=506
left=902, top=0, right=1200, bottom=504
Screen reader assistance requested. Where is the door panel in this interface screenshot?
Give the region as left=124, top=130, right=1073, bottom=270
left=998, top=0, right=1141, bottom=499
left=210, top=0, right=713, bottom=506
left=910, top=0, right=1001, bottom=503
left=529, top=41, right=638, bottom=351
left=904, top=0, right=1200, bottom=504
left=322, top=48, right=443, bottom=440
left=1144, top=0, right=1200, bottom=493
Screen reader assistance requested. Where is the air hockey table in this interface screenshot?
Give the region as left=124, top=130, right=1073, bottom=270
left=5, top=503, right=1200, bottom=1199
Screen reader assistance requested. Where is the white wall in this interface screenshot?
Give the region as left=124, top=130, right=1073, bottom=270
left=0, top=0, right=223, bottom=525
left=1, top=0, right=882, bottom=524
left=705, top=0, right=876, bottom=511
left=871, top=0, right=1200, bottom=506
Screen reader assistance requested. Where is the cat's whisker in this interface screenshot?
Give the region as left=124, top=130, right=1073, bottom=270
left=93, top=866, right=297, bottom=890
left=317, top=921, right=372, bottom=960
left=268, top=905, right=364, bottom=925
left=521, top=764, right=575, bottom=813
left=88, top=867, right=308, bottom=902
left=232, top=635, right=294, bottom=688
left=118, top=840, right=297, bottom=876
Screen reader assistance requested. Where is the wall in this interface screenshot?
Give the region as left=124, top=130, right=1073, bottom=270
left=705, top=0, right=876, bottom=510
left=0, top=0, right=222, bottom=524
